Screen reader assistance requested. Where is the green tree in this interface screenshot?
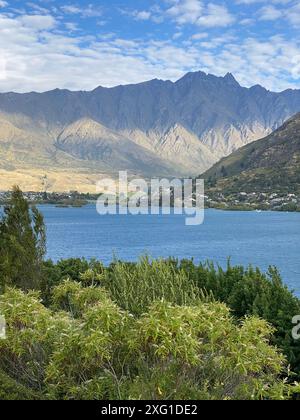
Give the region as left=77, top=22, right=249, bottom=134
left=0, top=186, right=46, bottom=292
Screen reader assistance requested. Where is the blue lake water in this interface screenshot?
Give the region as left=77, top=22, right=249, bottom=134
left=40, top=205, right=300, bottom=294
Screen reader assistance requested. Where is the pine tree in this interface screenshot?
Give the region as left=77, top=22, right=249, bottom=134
left=0, top=186, right=46, bottom=292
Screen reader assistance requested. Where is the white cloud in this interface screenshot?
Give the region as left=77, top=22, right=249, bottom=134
left=26, top=2, right=50, bottom=15
left=118, top=6, right=163, bottom=24
left=65, top=22, right=79, bottom=32
left=167, top=0, right=204, bottom=24
left=190, top=32, right=209, bottom=40
left=0, top=1, right=8, bottom=8
left=60, top=5, right=81, bottom=14
left=240, top=18, right=255, bottom=25
left=259, top=5, right=282, bottom=20
left=197, top=4, right=235, bottom=27
left=256, top=1, right=300, bottom=26
left=19, top=15, right=57, bottom=31
left=61, top=4, right=103, bottom=18
left=285, top=2, right=300, bottom=25
left=0, top=1, right=299, bottom=93
left=133, top=11, right=152, bottom=21
left=165, top=0, right=235, bottom=27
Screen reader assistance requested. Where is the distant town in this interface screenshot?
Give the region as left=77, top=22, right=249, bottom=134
left=0, top=189, right=299, bottom=212
left=0, top=191, right=98, bottom=207
left=205, top=191, right=300, bottom=212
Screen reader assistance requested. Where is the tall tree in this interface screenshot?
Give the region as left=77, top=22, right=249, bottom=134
left=0, top=186, right=46, bottom=292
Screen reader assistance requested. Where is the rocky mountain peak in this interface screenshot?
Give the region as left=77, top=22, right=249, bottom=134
left=1, top=70, right=300, bottom=191
left=224, top=73, right=240, bottom=87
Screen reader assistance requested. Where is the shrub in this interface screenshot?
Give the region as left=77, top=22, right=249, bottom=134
left=180, top=260, right=300, bottom=377
left=1, top=287, right=299, bottom=400
left=0, top=370, right=43, bottom=400
left=126, top=301, right=292, bottom=400
left=104, top=257, right=205, bottom=316
left=51, top=279, right=109, bottom=318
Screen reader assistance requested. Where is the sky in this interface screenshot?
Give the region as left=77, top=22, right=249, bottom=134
left=0, top=0, right=300, bottom=93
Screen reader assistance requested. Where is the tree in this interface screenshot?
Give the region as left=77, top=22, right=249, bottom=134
left=221, top=166, right=228, bottom=178
left=0, top=186, right=46, bottom=292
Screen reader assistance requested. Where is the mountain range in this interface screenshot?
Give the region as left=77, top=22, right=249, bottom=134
left=1, top=71, right=300, bottom=191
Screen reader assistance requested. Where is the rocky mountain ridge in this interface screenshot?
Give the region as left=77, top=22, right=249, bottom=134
left=1, top=71, right=300, bottom=191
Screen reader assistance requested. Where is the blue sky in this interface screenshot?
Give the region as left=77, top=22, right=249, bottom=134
left=0, top=0, right=300, bottom=92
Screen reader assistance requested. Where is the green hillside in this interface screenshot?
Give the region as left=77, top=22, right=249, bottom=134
left=203, top=113, right=300, bottom=194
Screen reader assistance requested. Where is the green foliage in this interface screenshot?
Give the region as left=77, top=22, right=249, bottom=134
left=38, top=256, right=300, bottom=385
left=126, top=301, right=296, bottom=400
left=0, top=186, right=46, bottom=292
left=51, top=279, right=110, bottom=318
left=1, top=286, right=298, bottom=400
left=0, top=288, right=71, bottom=394
left=0, top=370, right=43, bottom=400
left=54, top=258, right=90, bottom=281
left=40, top=258, right=104, bottom=304
left=179, top=260, right=300, bottom=378
left=104, top=257, right=205, bottom=316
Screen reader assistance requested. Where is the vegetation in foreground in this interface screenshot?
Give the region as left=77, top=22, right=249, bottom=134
left=0, top=187, right=300, bottom=400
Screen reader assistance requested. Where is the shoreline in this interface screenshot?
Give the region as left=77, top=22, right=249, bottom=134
left=2, top=201, right=300, bottom=213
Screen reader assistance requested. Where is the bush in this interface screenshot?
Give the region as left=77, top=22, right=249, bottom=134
left=104, top=257, right=205, bottom=316
left=0, top=370, right=43, bottom=400
left=41, top=257, right=300, bottom=381
left=0, top=286, right=299, bottom=400
left=179, top=260, right=300, bottom=377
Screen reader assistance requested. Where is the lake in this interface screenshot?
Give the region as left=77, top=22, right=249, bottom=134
left=41, top=205, right=300, bottom=294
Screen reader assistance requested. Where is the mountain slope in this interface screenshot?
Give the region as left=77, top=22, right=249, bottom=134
left=202, top=113, right=300, bottom=193
left=1, top=71, right=300, bottom=191
left=56, top=118, right=176, bottom=175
